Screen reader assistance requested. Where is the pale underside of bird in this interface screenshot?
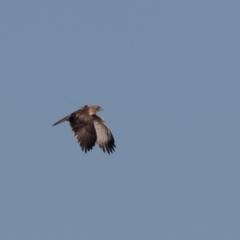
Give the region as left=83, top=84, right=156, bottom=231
left=52, top=105, right=116, bottom=154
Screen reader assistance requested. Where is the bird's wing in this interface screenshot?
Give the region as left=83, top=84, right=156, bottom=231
left=52, top=115, right=71, bottom=126
left=92, top=115, right=116, bottom=154
left=69, top=112, right=97, bottom=153
left=52, top=107, right=85, bottom=126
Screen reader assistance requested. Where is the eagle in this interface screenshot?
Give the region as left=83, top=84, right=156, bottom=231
left=52, top=105, right=116, bottom=154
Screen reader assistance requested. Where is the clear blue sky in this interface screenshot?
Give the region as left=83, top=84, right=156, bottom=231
left=1, top=1, right=240, bottom=239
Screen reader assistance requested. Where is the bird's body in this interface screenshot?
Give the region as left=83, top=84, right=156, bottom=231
left=53, top=105, right=116, bottom=154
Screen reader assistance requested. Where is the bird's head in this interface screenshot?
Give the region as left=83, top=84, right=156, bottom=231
left=86, top=105, right=103, bottom=115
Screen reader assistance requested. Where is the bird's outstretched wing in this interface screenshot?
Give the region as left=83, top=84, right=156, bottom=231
left=52, top=115, right=71, bottom=126
left=69, top=113, right=97, bottom=153
left=92, top=115, right=116, bottom=154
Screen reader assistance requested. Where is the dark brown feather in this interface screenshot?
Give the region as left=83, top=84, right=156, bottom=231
left=69, top=112, right=97, bottom=152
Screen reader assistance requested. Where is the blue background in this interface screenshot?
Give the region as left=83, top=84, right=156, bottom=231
left=1, top=1, right=240, bottom=239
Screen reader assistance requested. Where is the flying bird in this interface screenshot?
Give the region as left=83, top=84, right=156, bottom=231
left=52, top=105, right=116, bottom=154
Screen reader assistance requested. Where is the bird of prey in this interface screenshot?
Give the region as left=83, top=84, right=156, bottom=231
left=52, top=105, right=116, bottom=154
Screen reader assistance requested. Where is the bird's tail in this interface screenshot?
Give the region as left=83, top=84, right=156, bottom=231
left=52, top=115, right=70, bottom=126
